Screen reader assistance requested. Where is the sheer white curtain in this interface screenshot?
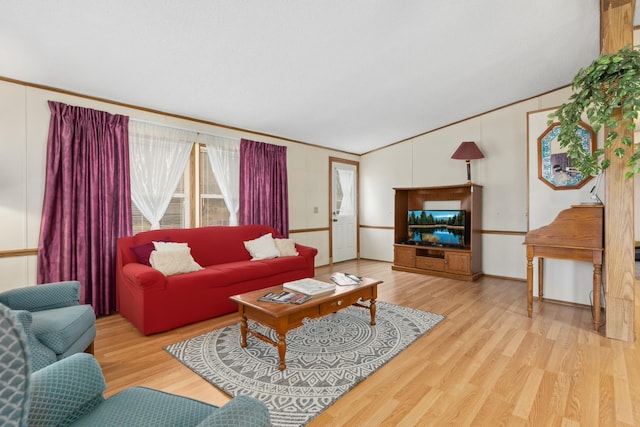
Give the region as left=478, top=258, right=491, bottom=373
left=197, top=134, right=241, bottom=225
left=338, top=169, right=354, bottom=215
left=129, top=121, right=196, bottom=229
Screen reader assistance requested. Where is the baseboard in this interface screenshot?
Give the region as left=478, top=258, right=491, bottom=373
left=481, top=273, right=526, bottom=283
left=539, top=296, right=595, bottom=311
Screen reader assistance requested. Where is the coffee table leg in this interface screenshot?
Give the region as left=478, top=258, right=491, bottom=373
left=370, top=299, right=376, bottom=326
left=240, top=315, right=248, bottom=348
left=277, top=333, right=286, bottom=371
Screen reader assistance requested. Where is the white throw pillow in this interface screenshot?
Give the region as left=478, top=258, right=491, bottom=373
left=275, top=238, right=299, bottom=257
left=244, top=233, right=280, bottom=261
left=149, top=247, right=203, bottom=276
left=153, top=241, right=189, bottom=251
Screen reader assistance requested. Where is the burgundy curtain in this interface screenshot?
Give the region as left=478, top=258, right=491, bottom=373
left=37, top=101, right=132, bottom=315
left=239, top=139, right=289, bottom=236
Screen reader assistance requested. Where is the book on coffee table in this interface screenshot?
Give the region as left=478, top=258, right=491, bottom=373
left=282, top=278, right=335, bottom=296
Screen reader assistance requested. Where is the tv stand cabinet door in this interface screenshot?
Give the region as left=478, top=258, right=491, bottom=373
left=394, top=246, right=415, bottom=268
left=445, top=252, right=471, bottom=275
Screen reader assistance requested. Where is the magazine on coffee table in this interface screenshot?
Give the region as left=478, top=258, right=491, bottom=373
left=282, top=278, right=335, bottom=296
left=259, top=291, right=312, bottom=305
left=330, top=272, right=362, bottom=286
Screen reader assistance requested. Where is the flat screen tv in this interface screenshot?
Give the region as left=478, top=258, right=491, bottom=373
left=406, top=209, right=466, bottom=248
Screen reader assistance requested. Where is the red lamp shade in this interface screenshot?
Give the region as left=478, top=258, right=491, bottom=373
left=451, top=141, right=484, bottom=161
left=451, top=141, right=484, bottom=183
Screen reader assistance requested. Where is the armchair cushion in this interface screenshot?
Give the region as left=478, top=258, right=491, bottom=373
left=0, top=281, right=81, bottom=311
left=31, top=305, right=96, bottom=354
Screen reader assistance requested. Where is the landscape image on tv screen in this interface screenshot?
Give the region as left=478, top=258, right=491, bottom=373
left=407, top=210, right=465, bottom=247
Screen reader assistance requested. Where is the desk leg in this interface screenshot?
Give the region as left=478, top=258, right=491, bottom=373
left=526, top=254, right=534, bottom=318
left=593, top=257, right=602, bottom=331
left=538, top=258, right=544, bottom=301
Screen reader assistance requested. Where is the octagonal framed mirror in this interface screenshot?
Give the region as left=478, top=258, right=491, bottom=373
left=537, top=121, right=595, bottom=190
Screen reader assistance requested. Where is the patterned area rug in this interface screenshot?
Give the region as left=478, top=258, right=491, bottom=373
left=165, top=302, right=445, bottom=426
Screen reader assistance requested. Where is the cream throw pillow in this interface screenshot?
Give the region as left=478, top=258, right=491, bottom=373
left=149, top=245, right=203, bottom=276
left=244, top=233, right=280, bottom=260
left=275, top=238, right=299, bottom=257
left=153, top=241, right=189, bottom=251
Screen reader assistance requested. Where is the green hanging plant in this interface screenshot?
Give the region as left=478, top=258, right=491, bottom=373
left=548, top=44, right=640, bottom=179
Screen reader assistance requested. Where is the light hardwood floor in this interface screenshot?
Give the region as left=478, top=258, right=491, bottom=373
left=95, top=260, right=640, bottom=426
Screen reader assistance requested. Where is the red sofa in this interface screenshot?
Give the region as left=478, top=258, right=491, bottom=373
left=116, top=225, right=318, bottom=335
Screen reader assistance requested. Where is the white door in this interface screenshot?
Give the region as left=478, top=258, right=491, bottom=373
left=331, top=160, right=358, bottom=262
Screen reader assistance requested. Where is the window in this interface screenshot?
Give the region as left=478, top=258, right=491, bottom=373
left=199, top=145, right=230, bottom=226
left=131, top=144, right=229, bottom=233
left=131, top=169, right=189, bottom=234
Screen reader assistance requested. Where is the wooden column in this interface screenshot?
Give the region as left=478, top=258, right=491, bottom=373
left=601, top=0, right=636, bottom=342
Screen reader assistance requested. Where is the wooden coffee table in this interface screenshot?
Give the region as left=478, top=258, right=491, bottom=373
left=230, top=277, right=382, bottom=370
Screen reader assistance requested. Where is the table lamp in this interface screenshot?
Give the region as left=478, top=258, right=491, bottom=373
left=451, top=141, right=484, bottom=183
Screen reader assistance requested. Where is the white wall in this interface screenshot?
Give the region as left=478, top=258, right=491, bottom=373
left=359, top=142, right=412, bottom=262
left=0, top=81, right=358, bottom=291
left=526, top=108, right=598, bottom=305
left=1, top=77, right=637, bottom=296
left=360, top=78, right=638, bottom=305
left=360, top=87, right=583, bottom=281
left=0, top=82, right=33, bottom=287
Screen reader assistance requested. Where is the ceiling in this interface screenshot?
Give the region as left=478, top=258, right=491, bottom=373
left=1, top=1, right=637, bottom=154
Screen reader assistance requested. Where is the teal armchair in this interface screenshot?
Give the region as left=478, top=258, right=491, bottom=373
left=0, top=281, right=96, bottom=371
left=0, top=303, right=30, bottom=427
left=0, top=303, right=271, bottom=427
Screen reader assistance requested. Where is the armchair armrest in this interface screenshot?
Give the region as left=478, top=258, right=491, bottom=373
left=0, top=281, right=81, bottom=311
left=196, top=396, right=271, bottom=427
left=12, top=310, right=57, bottom=371
left=29, top=353, right=106, bottom=427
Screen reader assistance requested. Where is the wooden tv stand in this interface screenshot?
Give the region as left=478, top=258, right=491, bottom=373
left=392, top=184, right=483, bottom=281
left=393, top=244, right=481, bottom=281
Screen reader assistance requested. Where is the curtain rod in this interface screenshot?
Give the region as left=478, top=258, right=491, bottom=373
left=129, top=118, right=240, bottom=142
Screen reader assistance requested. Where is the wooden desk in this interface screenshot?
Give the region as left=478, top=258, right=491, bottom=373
left=524, top=205, right=604, bottom=331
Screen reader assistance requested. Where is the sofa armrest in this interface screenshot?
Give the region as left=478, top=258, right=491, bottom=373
left=196, top=396, right=271, bottom=427
left=295, top=243, right=318, bottom=262
left=29, top=353, right=106, bottom=426
left=121, top=263, right=167, bottom=290
left=0, top=281, right=81, bottom=311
